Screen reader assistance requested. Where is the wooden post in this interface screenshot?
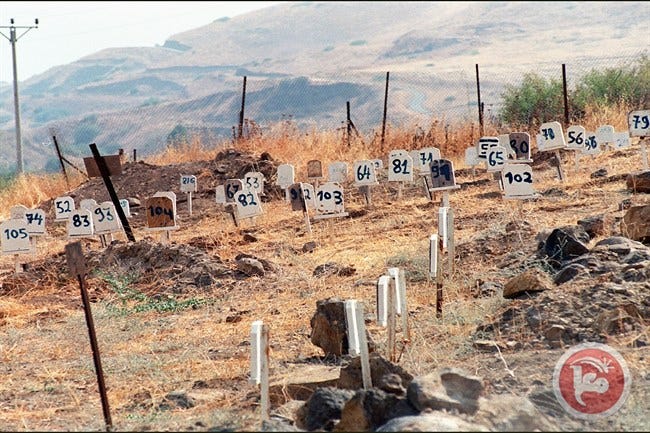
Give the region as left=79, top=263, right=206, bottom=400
left=555, top=150, right=566, bottom=182
left=346, top=101, right=352, bottom=147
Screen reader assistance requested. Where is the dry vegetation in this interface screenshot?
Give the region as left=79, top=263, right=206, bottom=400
left=0, top=112, right=648, bottom=432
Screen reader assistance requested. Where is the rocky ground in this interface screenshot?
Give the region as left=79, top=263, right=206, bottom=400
left=0, top=145, right=649, bottom=432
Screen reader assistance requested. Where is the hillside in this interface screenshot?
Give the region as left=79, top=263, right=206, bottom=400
left=0, top=117, right=649, bottom=431
left=1, top=1, right=648, bottom=173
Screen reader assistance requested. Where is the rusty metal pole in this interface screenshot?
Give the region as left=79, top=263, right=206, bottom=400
left=346, top=101, right=352, bottom=147
left=51, top=135, right=70, bottom=190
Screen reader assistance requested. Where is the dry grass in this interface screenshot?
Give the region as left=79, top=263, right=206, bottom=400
left=0, top=114, right=649, bottom=431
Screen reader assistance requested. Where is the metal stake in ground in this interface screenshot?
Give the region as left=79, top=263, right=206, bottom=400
left=89, top=143, right=135, bottom=242
left=250, top=321, right=270, bottom=424
left=64, top=241, right=112, bottom=431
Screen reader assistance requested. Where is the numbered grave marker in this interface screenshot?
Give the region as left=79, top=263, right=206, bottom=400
left=180, top=175, right=197, bottom=193
left=80, top=199, right=98, bottom=211
left=307, top=159, right=324, bottom=182
left=410, top=147, right=441, bottom=175
left=486, top=145, right=508, bottom=172
left=10, top=205, right=28, bottom=220
left=538, top=121, right=567, bottom=151
left=244, top=172, right=265, bottom=196
left=371, top=159, right=384, bottom=172
left=613, top=132, right=631, bottom=149
left=353, top=160, right=379, bottom=186
left=509, top=132, right=532, bottom=161
left=234, top=190, right=263, bottom=220
left=328, top=161, right=348, bottom=183
left=596, top=125, right=615, bottom=146
left=582, top=132, right=601, bottom=155
left=301, top=183, right=316, bottom=210
left=67, top=209, right=94, bottom=239
left=566, top=125, right=586, bottom=150
left=225, top=179, right=244, bottom=204
left=628, top=110, right=650, bottom=137
left=119, top=199, right=131, bottom=218
left=498, top=134, right=516, bottom=157
left=25, top=209, right=46, bottom=236
left=54, top=196, right=75, bottom=222
left=477, top=137, right=499, bottom=160
left=388, top=150, right=414, bottom=182
left=501, top=163, right=536, bottom=199
left=314, top=182, right=348, bottom=220
left=92, top=202, right=121, bottom=235
left=289, top=183, right=308, bottom=212
left=429, top=159, right=459, bottom=191
left=145, top=196, right=176, bottom=229
left=1, top=219, right=31, bottom=254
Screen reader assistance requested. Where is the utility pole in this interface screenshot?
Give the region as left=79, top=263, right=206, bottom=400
left=0, top=18, right=38, bottom=175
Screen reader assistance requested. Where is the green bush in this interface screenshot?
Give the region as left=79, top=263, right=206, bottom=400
left=499, top=53, right=650, bottom=128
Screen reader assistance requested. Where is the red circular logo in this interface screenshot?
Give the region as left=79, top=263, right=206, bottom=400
left=553, top=343, right=631, bottom=419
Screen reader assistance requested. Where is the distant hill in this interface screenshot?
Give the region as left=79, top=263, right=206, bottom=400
left=1, top=1, right=648, bottom=174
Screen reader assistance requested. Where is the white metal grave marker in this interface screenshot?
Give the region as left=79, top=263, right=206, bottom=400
left=314, top=182, right=348, bottom=220
left=566, top=125, right=586, bottom=150
left=613, top=132, right=631, bottom=149
left=234, top=190, right=263, bottom=221
left=249, top=321, right=269, bottom=422
left=477, top=137, right=499, bottom=161
left=145, top=193, right=178, bottom=243
left=25, top=209, right=46, bottom=236
left=538, top=121, right=567, bottom=151
left=509, top=132, right=532, bottom=162
left=429, top=234, right=439, bottom=279
left=10, top=205, right=28, bottom=220
left=376, top=275, right=390, bottom=327
left=92, top=201, right=122, bottom=246
left=501, top=163, right=536, bottom=199
left=411, top=147, right=441, bottom=175
left=429, top=159, right=460, bottom=192
left=328, top=161, right=348, bottom=183
left=486, top=145, right=508, bottom=173
left=371, top=159, right=384, bottom=172
left=596, top=125, right=615, bottom=147
left=1, top=219, right=31, bottom=254
left=67, top=209, right=94, bottom=239
left=628, top=110, right=650, bottom=169
left=628, top=110, right=650, bottom=137
left=307, top=159, right=324, bottom=187
left=465, top=147, right=480, bottom=169
left=388, top=150, right=414, bottom=182
left=119, top=199, right=131, bottom=218
left=180, top=174, right=197, bottom=216
left=80, top=199, right=98, bottom=212
left=215, top=185, right=227, bottom=204
left=54, top=196, right=75, bottom=222
left=353, top=159, right=380, bottom=186
left=224, top=179, right=244, bottom=204
left=276, top=164, right=296, bottom=200
left=582, top=132, right=601, bottom=156
left=344, top=300, right=372, bottom=390
left=289, top=182, right=312, bottom=233
left=301, top=183, right=316, bottom=210
left=244, top=172, right=265, bottom=197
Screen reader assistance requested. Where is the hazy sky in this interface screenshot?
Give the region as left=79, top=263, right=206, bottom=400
left=0, top=1, right=285, bottom=82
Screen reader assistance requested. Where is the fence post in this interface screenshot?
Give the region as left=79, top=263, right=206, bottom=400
left=562, top=63, right=569, bottom=126
left=238, top=76, right=247, bottom=140
left=475, top=64, right=484, bottom=136
left=346, top=101, right=352, bottom=147
left=51, top=134, right=70, bottom=190
left=381, top=71, right=390, bottom=152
